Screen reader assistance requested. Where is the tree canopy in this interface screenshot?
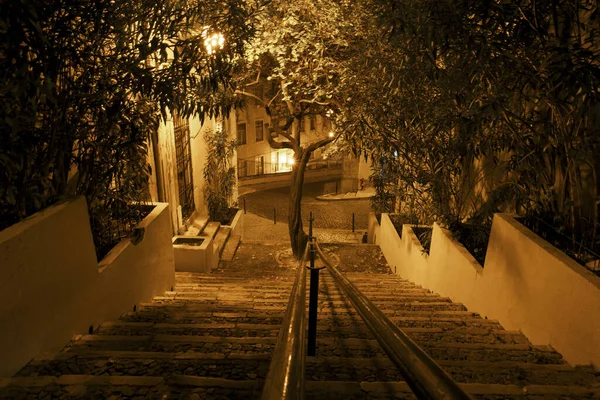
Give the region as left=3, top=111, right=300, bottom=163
left=0, top=0, right=255, bottom=232
left=338, top=0, right=600, bottom=244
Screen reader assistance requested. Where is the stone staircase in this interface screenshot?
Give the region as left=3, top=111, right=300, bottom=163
left=1, top=243, right=599, bottom=399
left=304, top=270, right=600, bottom=398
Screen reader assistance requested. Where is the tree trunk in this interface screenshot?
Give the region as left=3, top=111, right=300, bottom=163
left=289, top=150, right=310, bottom=257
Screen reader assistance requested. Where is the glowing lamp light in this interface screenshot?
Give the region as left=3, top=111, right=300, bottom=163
left=289, top=159, right=295, bottom=165
left=203, top=31, right=225, bottom=55
left=328, top=131, right=334, bottom=138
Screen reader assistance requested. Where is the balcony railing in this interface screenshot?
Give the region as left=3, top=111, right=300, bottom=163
left=237, top=157, right=342, bottom=178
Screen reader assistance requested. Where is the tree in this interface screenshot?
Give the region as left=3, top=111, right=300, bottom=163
left=204, top=126, right=236, bottom=224
left=332, top=0, right=600, bottom=263
left=0, top=0, right=255, bottom=236
left=234, top=0, right=365, bottom=256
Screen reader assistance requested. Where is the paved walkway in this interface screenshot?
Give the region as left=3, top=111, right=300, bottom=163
left=315, top=186, right=375, bottom=201
left=240, top=185, right=372, bottom=231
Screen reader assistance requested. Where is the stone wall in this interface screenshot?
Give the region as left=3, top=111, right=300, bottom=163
left=0, top=197, right=174, bottom=377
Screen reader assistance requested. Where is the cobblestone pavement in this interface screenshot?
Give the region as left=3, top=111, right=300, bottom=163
left=239, top=184, right=372, bottom=231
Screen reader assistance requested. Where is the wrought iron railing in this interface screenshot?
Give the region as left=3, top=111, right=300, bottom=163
left=90, top=198, right=154, bottom=262
left=237, top=156, right=342, bottom=178
left=260, top=243, right=310, bottom=400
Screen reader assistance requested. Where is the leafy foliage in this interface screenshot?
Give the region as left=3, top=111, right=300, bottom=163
left=0, top=0, right=254, bottom=245
left=232, top=0, right=366, bottom=256
left=203, top=126, right=237, bottom=224
left=337, top=0, right=600, bottom=261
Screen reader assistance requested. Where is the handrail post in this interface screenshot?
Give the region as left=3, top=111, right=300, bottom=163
left=307, top=239, right=322, bottom=357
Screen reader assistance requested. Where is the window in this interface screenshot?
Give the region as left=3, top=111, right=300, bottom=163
left=299, top=118, right=305, bottom=133
left=255, top=120, right=264, bottom=142
left=309, top=115, right=316, bottom=131
left=255, top=156, right=264, bottom=175
left=238, top=160, right=247, bottom=177
left=237, top=123, right=247, bottom=145
left=173, top=114, right=195, bottom=220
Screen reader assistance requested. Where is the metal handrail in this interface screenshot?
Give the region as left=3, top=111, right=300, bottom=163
left=260, top=243, right=310, bottom=400
left=313, top=240, right=473, bottom=400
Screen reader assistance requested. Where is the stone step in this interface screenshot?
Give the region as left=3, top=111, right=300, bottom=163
left=0, top=375, right=260, bottom=400
left=120, top=310, right=285, bottom=325
left=220, top=234, right=241, bottom=262
left=64, top=334, right=561, bottom=364
left=172, top=282, right=295, bottom=290
left=95, top=321, right=280, bottom=338
left=166, top=290, right=443, bottom=302
left=153, top=295, right=290, bottom=304
left=304, top=356, right=599, bottom=387
left=64, top=334, right=278, bottom=356
left=16, top=352, right=270, bottom=381
left=305, top=380, right=600, bottom=399
left=174, top=277, right=289, bottom=283
left=139, top=301, right=287, bottom=311
left=163, top=291, right=290, bottom=300
left=122, top=309, right=497, bottom=329
left=315, top=338, right=566, bottom=364
left=96, top=320, right=520, bottom=344
left=313, top=324, right=529, bottom=344
left=197, top=221, right=220, bottom=241
left=212, top=226, right=232, bottom=259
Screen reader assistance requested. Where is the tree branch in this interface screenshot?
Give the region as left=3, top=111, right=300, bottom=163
left=281, top=81, right=295, bottom=115
left=234, top=90, right=266, bottom=107
left=305, top=135, right=336, bottom=155
left=266, top=116, right=298, bottom=151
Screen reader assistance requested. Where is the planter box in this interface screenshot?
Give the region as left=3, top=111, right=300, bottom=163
left=0, top=197, right=174, bottom=377
left=223, top=208, right=243, bottom=239
left=378, top=211, right=600, bottom=367
left=172, top=236, right=218, bottom=272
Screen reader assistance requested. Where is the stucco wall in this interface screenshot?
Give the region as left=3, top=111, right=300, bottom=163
left=378, top=212, right=600, bottom=367
left=481, top=214, right=600, bottom=367
left=0, top=198, right=174, bottom=377
left=367, top=212, right=380, bottom=245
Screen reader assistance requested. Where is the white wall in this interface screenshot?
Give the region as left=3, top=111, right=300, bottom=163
left=378, top=212, right=600, bottom=367
left=0, top=197, right=174, bottom=377
left=481, top=214, right=600, bottom=367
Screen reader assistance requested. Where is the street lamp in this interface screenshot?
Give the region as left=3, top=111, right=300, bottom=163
left=203, top=30, right=225, bottom=55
